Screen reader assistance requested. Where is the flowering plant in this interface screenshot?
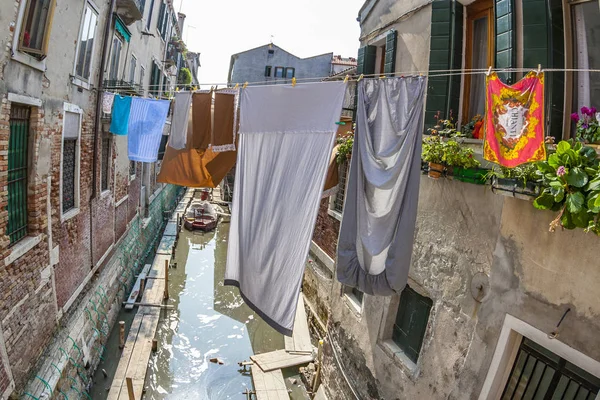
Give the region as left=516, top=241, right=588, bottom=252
left=572, top=106, right=600, bottom=144
left=336, top=130, right=354, bottom=164
left=533, top=140, right=600, bottom=235
left=428, top=111, right=463, bottom=137
left=442, top=140, right=480, bottom=168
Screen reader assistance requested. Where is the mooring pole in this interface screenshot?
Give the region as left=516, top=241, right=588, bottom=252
left=126, top=377, right=135, bottom=399
left=164, top=259, right=169, bottom=300
left=119, top=321, right=125, bottom=349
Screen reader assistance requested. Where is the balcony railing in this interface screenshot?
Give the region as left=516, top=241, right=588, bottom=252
left=115, top=0, right=144, bottom=25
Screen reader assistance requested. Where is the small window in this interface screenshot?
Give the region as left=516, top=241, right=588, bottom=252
left=265, top=66, right=272, bottom=77
left=344, top=285, right=364, bottom=312
left=274, top=67, right=284, bottom=78
left=75, top=3, right=99, bottom=81
left=392, top=286, right=432, bottom=363
left=157, top=135, right=168, bottom=160
left=101, top=136, right=111, bottom=192
left=129, top=55, right=137, bottom=83
left=18, top=0, right=56, bottom=58
left=108, top=36, right=123, bottom=82
left=285, top=67, right=295, bottom=79
left=268, top=49, right=275, bottom=55
left=61, top=107, right=82, bottom=215
left=572, top=1, right=600, bottom=119
left=7, top=105, right=31, bottom=245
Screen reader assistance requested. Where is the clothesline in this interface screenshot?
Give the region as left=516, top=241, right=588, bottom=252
left=100, top=67, right=600, bottom=91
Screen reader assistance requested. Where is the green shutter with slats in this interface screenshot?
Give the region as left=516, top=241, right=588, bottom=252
left=522, top=0, right=564, bottom=141
left=425, top=0, right=463, bottom=130
left=157, top=1, right=166, bottom=34
left=392, top=287, right=433, bottom=363
left=495, top=0, right=516, bottom=83
left=357, top=45, right=377, bottom=76
left=384, top=30, right=397, bottom=75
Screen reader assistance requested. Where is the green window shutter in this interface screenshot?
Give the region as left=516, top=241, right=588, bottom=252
left=384, top=30, right=397, bottom=75
left=425, top=0, right=463, bottom=129
left=357, top=45, right=376, bottom=75
left=495, top=0, right=516, bottom=83
left=392, top=287, right=433, bottom=363
left=157, top=1, right=165, bottom=33
left=7, top=105, right=30, bottom=245
left=522, top=0, right=564, bottom=141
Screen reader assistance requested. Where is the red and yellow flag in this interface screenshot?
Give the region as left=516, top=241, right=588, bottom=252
left=483, top=72, right=546, bottom=167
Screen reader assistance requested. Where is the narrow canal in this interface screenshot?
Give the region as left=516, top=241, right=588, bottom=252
left=92, top=192, right=310, bottom=399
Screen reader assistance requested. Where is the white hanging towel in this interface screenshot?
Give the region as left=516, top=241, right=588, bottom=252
left=169, top=91, right=193, bottom=150
left=102, top=92, right=115, bottom=114
left=337, top=77, right=426, bottom=296
left=225, top=81, right=346, bottom=335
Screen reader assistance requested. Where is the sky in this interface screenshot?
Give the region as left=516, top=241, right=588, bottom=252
left=173, top=0, right=365, bottom=87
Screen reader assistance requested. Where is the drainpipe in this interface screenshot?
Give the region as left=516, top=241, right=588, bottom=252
left=92, top=0, right=117, bottom=200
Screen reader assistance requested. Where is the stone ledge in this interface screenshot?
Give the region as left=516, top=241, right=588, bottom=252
left=4, top=234, right=42, bottom=266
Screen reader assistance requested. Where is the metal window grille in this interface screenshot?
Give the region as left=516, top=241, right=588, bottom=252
left=502, top=338, right=600, bottom=400
left=392, top=286, right=432, bottom=363
left=101, top=137, right=111, bottom=191
left=333, top=161, right=349, bottom=213
left=7, top=105, right=30, bottom=245
left=62, top=138, right=77, bottom=212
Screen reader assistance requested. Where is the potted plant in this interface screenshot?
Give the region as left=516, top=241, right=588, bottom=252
left=422, top=136, right=446, bottom=179
left=336, top=132, right=354, bottom=164
left=572, top=106, right=600, bottom=144
left=533, top=140, right=600, bottom=234
left=461, top=114, right=484, bottom=139
left=427, top=111, right=463, bottom=138
left=443, top=140, right=485, bottom=183
left=488, top=163, right=540, bottom=199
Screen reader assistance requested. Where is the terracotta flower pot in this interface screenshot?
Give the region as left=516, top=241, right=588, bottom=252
left=428, top=162, right=444, bottom=179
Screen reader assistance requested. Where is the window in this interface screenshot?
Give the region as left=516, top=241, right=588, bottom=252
left=265, top=66, right=272, bottom=77
left=572, top=1, right=600, bottom=117
left=268, top=49, right=275, bottom=55
left=140, top=65, right=145, bottom=88
left=129, top=161, right=136, bottom=178
left=129, top=55, right=136, bottom=83
left=344, top=285, right=364, bottom=312
left=61, top=104, right=82, bottom=216
left=150, top=61, right=161, bottom=96
left=157, top=1, right=169, bottom=40
left=74, top=3, right=98, bottom=81
left=462, top=0, right=494, bottom=122
left=18, top=0, right=56, bottom=58
left=158, top=135, right=168, bottom=160
left=101, top=136, right=111, bottom=192
left=145, top=0, right=155, bottom=31
left=502, top=338, right=600, bottom=399
left=332, top=160, right=349, bottom=213
left=274, top=67, right=284, bottom=78
left=285, top=67, right=295, bottom=79
left=392, top=286, right=432, bottom=364
left=7, top=105, right=31, bottom=245
left=108, top=36, right=123, bottom=82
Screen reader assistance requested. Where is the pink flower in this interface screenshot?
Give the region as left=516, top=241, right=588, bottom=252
left=582, top=106, right=591, bottom=116
left=557, top=166, right=566, bottom=177
left=571, top=113, right=580, bottom=122
left=591, top=107, right=598, bottom=115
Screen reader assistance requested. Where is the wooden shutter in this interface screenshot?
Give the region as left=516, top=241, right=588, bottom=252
left=7, top=106, right=30, bottom=244
left=357, top=45, right=376, bottom=76
left=425, top=0, right=463, bottom=129
left=157, top=1, right=166, bottom=33
left=392, top=287, right=433, bottom=363
left=522, top=0, right=564, bottom=141
left=383, top=30, right=398, bottom=75
left=495, top=0, right=516, bottom=83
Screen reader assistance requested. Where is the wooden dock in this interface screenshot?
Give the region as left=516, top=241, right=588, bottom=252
left=251, top=365, right=289, bottom=400
left=107, top=188, right=193, bottom=400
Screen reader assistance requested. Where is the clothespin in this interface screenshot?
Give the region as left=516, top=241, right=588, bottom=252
left=343, top=75, right=349, bottom=83
left=486, top=66, right=492, bottom=76
left=537, top=64, right=542, bottom=74
left=175, top=87, right=180, bottom=92
left=234, top=83, right=239, bottom=89
left=292, top=77, right=297, bottom=87
left=358, top=74, right=364, bottom=82
left=243, top=82, right=248, bottom=89
left=379, top=75, right=385, bottom=79
left=192, top=86, right=198, bottom=91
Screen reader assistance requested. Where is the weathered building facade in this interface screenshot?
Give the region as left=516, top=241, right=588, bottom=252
left=0, top=0, right=191, bottom=398
left=306, top=1, right=600, bottom=399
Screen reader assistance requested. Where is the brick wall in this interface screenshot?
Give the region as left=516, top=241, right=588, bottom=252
left=312, top=198, right=340, bottom=260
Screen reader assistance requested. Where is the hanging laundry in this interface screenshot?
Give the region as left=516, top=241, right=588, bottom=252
left=224, top=81, right=346, bottom=335
left=109, top=95, right=132, bottom=135
left=483, top=71, right=546, bottom=167
left=157, top=107, right=237, bottom=187
left=192, top=92, right=212, bottom=150
left=128, top=97, right=171, bottom=162
left=322, top=144, right=340, bottom=198
left=169, top=91, right=193, bottom=150
left=337, top=77, right=426, bottom=296
left=212, top=90, right=238, bottom=152
left=102, top=92, right=115, bottom=114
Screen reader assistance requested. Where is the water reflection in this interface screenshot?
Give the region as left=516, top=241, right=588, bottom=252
left=144, top=223, right=284, bottom=399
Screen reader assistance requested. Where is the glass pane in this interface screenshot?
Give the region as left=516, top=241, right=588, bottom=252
left=75, top=7, right=91, bottom=78
left=572, top=2, right=600, bottom=115
left=503, top=350, right=529, bottom=399
left=469, top=16, right=488, bottom=120
left=533, top=366, right=556, bottom=400
left=22, top=0, right=51, bottom=51
left=286, top=68, right=294, bottom=79
left=83, top=10, right=97, bottom=80
left=512, top=354, right=538, bottom=399
left=62, top=139, right=77, bottom=212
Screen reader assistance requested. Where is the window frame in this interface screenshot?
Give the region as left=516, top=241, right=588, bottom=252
left=265, top=65, right=272, bottom=77
left=129, top=54, right=137, bottom=83
left=140, top=64, right=146, bottom=88
left=274, top=66, right=284, bottom=78
left=17, top=0, right=57, bottom=59
left=73, top=1, right=99, bottom=87
left=328, top=160, right=349, bottom=221
left=343, top=285, right=364, bottom=315
left=60, top=103, right=83, bottom=222
left=284, top=67, right=295, bottom=79
left=100, top=135, right=112, bottom=194
left=108, top=35, right=123, bottom=82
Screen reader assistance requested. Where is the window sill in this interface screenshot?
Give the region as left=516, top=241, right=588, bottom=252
left=70, top=76, right=92, bottom=90
left=327, top=208, right=343, bottom=222
left=61, top=208, right=80, bottom=223
left=5, top=235, right=42, bottom=266
left=379, top=340, right=419, bottom=378
left=100, top=189, right=111, bottom=199
left=343, top=293, right=363, bottom=317
left=141, top=216, right=152, bottom=229
left=115, top=195, right=129, bottom=207
left=129, top=174, right=136, bottom=182
left=11, top=50, right=46, bottom=72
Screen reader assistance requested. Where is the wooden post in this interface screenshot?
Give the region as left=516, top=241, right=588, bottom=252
left=139, top=278, right=145, bottom=297
left=164, top=259, right=169, bottom=300
left=152, top=339, right=158, bottom=352
left=119, top=321, right=125, bottom=349
left=126, top=377, right=135, bottom=400
left=312, top=339, right=324, bottom=393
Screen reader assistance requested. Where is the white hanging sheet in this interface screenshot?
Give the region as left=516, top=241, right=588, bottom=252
left=169, top=91, right=193, bottom=150
left=225, top=81, right=346, bottom=335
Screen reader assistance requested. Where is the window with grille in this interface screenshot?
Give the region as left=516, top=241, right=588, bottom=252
left=333, top=161, right=349, bottom=213
left=7, top=105, right=30, bottom=245
left=74, top=3, right=98, bottom=81
left=392, top=286, right=432, bottom=363
left=62, top=109, right=81, bottom=214
left=502, top=338, right=600, bottom=400
left=18, top=0, right=56, bottom=58
left=101, top=137, right=111, bottom=191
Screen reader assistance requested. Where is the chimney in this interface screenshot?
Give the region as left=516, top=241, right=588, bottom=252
left=177, top=12, right=186, bottom=37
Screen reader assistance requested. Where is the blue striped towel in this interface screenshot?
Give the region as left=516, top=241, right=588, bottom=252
left=127, top=97, right=171, bottom=162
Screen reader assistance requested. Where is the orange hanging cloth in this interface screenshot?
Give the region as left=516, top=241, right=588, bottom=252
left=483, top=71, right=546, bottom=167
